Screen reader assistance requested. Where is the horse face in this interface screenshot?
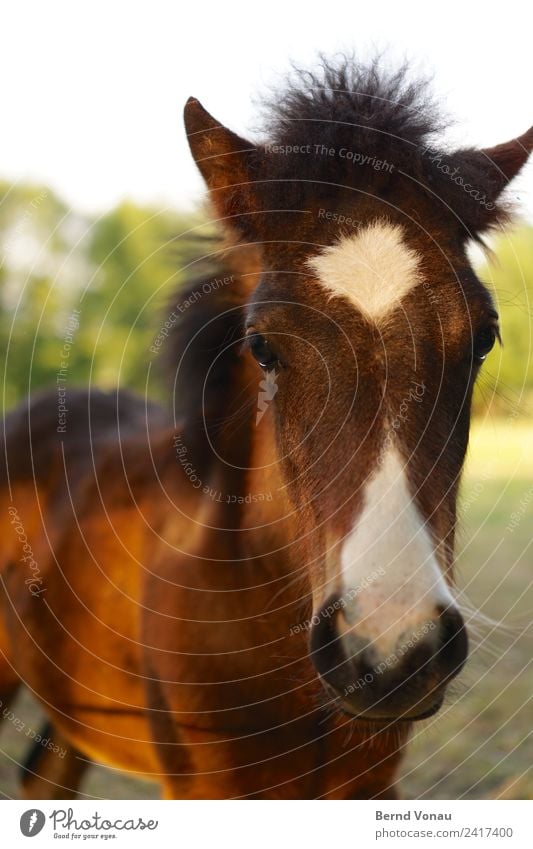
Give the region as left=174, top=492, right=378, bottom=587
left=183, top=91, right=532, bottom=721
left=244, top=223, right=495, bottom=720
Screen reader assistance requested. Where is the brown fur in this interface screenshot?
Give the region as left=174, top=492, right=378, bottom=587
left=1, top=57, right=531, bottom=798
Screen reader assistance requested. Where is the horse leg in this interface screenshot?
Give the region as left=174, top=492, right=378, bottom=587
left=2, top=601, right=89, bottom=800
left=19, top=721, right=89, bottom=799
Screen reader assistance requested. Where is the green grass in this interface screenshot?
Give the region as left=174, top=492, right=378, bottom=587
left=1, top=421, right=532, bottom=799
left=466, top=418, right=533, bottom=481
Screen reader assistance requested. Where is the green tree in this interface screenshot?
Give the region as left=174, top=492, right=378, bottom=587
left=475, top=224, right=533, bottom=415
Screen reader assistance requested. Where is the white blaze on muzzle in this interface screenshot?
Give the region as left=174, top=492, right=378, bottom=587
left=340, top=448, right=454, bottom=654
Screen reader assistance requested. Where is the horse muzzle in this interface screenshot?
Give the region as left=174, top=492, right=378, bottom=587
left=309, top=594, right=468, bottom=722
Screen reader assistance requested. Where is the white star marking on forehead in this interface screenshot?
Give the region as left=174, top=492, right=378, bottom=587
left=307, top=220, right=423, bottom=322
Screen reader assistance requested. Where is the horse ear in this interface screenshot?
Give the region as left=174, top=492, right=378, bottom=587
left=450, top=125, right=533, bottom=235
left=184, top=97, right=260, bottom=238
left=480, top=125, right=533, bottom=190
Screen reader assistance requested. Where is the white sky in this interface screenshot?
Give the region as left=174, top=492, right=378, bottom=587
left=2, top=0, right=532, bottom=219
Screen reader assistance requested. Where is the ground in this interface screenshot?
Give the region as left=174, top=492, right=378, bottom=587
left=1, top=420, right=531, bottom=799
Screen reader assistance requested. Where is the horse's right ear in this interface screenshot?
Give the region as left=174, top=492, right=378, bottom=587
left=184, top=98, right=260, bottom=239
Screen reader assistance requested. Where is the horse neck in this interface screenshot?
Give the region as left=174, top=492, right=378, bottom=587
left=206, top=356, right=292, bottom=534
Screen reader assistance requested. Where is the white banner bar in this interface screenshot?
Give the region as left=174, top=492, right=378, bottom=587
left=2, top=799, right=533, bottom=847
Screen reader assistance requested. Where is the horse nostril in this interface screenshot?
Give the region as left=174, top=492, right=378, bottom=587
left=308, top=596, right=469, bottom=721
left=436, top=605, right=469, bottom=677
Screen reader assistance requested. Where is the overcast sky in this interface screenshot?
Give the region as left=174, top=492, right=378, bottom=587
left=2, top=0, right=532, bottom=219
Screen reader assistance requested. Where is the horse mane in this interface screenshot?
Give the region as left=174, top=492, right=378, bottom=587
left=256, top=55, right=508, bottom=234
left=162, top=237, right=261, bottom=458
left=263, top=56, right=442, bottom=163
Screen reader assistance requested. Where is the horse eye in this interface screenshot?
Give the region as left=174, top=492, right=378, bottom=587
left=248, top=334, right=279, bottom=369
left=473, top=325, right=497, bottom=363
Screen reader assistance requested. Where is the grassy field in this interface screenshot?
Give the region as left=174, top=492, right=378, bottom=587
left=402, top=420, right=533, bottom=799
left=1, top=419, right=532, bottom=799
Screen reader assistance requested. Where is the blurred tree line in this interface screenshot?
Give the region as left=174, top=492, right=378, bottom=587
left=0, top=178, right=532, bottom=417
left=0, top=179, right=208, bottom=410
left=476, top=225, right=533, bottom=417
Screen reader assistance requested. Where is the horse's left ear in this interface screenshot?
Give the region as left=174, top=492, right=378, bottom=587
left=184, top=97, right=261, bottom=240
left=481, top=125, right=533, bottom=188
left=453, top=125, right=533, bottom=234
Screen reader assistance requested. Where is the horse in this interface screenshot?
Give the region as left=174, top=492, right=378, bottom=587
left=1, top=57, right=532, bottom=799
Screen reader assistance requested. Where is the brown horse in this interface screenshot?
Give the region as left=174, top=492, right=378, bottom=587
left=1, top=58, right=532, bottom=799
